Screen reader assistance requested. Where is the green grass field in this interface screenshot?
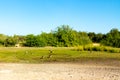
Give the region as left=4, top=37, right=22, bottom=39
left=0, top=47, right=120, bottom=63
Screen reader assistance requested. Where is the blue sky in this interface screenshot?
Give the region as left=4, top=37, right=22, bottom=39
left=0, top=0, right=120, bottom=35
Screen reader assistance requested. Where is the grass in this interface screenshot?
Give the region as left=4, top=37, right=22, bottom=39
left=0, top=47, right=120, bottom=63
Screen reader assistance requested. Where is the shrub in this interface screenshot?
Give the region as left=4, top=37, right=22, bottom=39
left=73, top=45, right=120, bottom=53
left=102, top=47, right=120, bottom=53
left=92, top=46, right=100, bottom=51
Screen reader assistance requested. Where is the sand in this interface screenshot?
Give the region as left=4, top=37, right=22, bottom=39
left=0, top=63, right=120, bottom=80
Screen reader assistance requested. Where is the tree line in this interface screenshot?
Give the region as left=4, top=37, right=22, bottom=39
left=88, top=28, right=120, bottom=48
left=0, top=25, right=120, bottom=48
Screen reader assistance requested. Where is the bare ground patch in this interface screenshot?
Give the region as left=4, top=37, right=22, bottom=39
left=0, top=63, right=120, bottom=80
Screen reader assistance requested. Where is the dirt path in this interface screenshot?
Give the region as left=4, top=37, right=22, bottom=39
left=0, top=63, right=120, bottom=80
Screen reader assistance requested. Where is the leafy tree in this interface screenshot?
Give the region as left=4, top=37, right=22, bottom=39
left=55, top=25, right=92, bottom=47
left=95, top=33, right=104, bottom=43
left=101, top=28, right=120, bottom=48
left=25, top=34, right=48, bottom=47
left=18, top=35, right=26, bottom=46
left=13, top=35, right=20, bottom=44
left=78, top=32, right=92, bottom=45
left=25, top=34, right=37, bottom=47
left=88, top=32, right=104, bottom=43
left=88, top=32, right=96, bottom=42
left=46, top=32, right=57, bottom=46
left=55, top=25, right=76, bottom=46
left=4, top=36, right=16, bottom=47
left=0, top=34, right=7, bottom=46
left=36, top=33, right=47, bottom=47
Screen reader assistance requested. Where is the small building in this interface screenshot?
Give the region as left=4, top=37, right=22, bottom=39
left=93, top=43, right=100, bottom=46
left=15, top=44, right=20, bottom=47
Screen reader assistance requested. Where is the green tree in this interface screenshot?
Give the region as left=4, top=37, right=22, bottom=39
left=25, top=34, right=37, bottom=47
left=0, top=34, right=7, bottom=46
left=55, top=25, right=76, bottom=46
left=88, top=32, right=104, bottom=43
left=46, top=32, right=57, bottom=46
left=4, top=36, right=16, bottom=47
left=36, top=33, right=47, bottom=47
left=55, top=25, right=92, bottom=47
left=78, top=32, right=92, bottom=45
left=88, top=32, right=96, bottom=42
left=101, top=28, right=120, bottom=48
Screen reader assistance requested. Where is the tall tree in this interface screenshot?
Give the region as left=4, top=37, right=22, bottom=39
left=101, top=28, right=120, bottom=48
left=0, top=34, right=7, bottom=46
left=4, top=36, right=16, bottom=47
left=55, top=25, right=92, bottom=47
left=25, top=34, right=37, bottom=47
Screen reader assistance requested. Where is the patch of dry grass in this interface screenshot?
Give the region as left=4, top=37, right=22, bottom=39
left=0, top=47, right=119, bottom=63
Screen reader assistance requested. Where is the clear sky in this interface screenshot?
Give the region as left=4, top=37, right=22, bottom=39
left=0, top=0, right=120, bottom=35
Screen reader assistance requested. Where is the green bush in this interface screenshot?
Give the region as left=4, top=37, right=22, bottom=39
left=103, top=47, right=108, bottom=52
left=108, top=48, right=119, bottom=53
left=74, top=45, right=120, bottom=53
left=92, top=46, right=100, bottom=51
left=102, top=47, right=120, bottom=53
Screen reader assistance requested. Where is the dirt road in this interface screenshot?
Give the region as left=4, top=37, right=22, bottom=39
left=0, top=63, right=120, bottom=80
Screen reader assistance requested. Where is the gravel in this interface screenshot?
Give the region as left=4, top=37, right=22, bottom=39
left=0, top=63, right=120, bottom=80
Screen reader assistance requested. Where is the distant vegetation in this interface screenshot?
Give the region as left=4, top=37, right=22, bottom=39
left=0, top=25, right=120, bottom=48
left=88, top=28, right=120, bottom=48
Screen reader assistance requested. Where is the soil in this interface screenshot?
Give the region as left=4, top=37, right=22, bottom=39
left=0, top=63, right=120, bottom=80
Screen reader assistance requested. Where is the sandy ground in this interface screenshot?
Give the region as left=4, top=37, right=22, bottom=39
left=0, top=63, right=120, bottom=80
